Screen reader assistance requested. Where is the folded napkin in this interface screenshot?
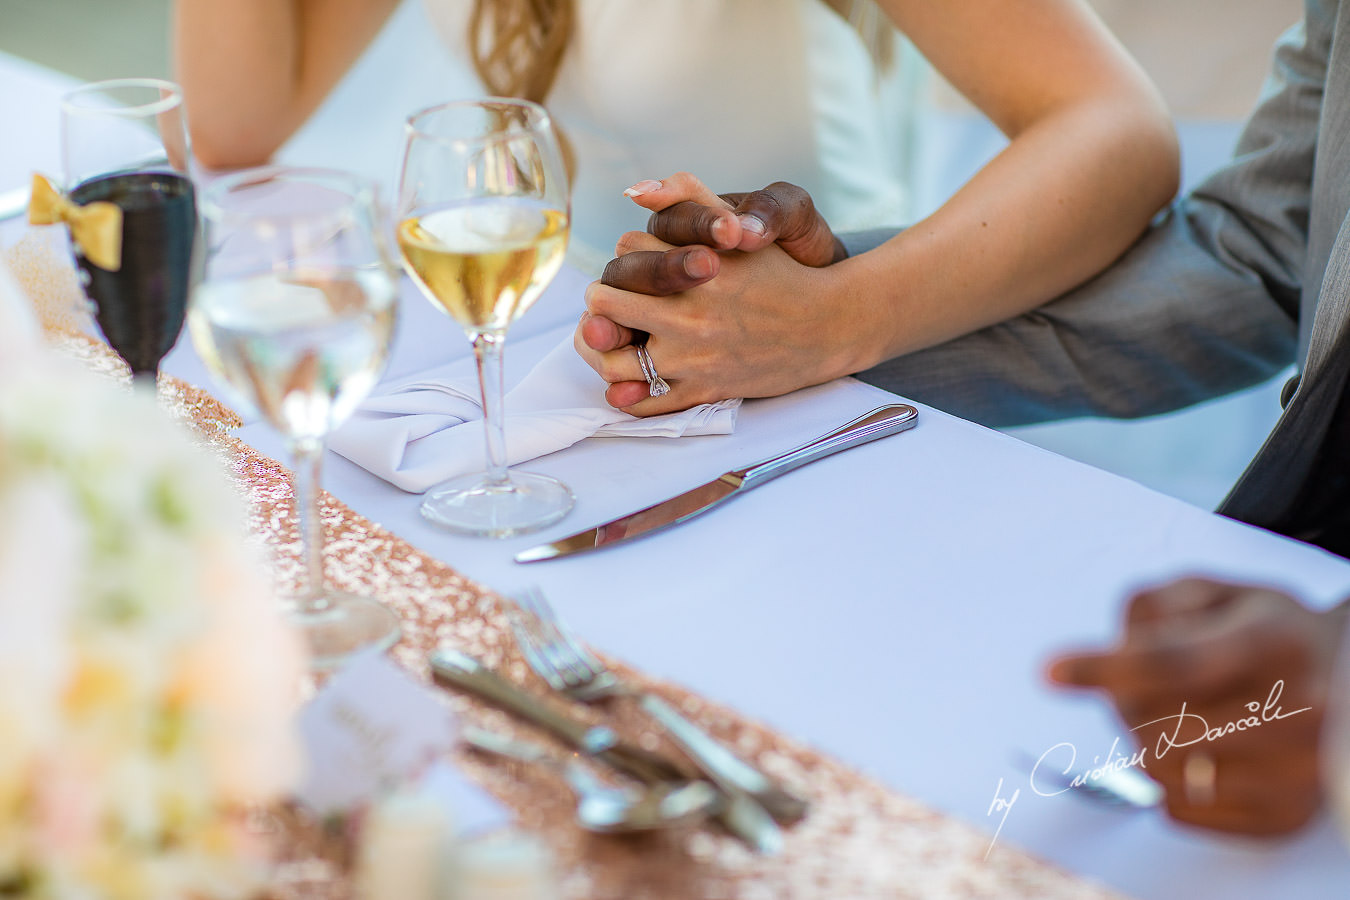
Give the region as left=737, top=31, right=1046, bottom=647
left=329, top=333, right=740, bottom=493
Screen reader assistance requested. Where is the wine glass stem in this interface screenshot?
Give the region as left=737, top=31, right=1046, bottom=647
left=473, top=332, right=510, bottom=488
left=290, top=437, right=331, bottom=614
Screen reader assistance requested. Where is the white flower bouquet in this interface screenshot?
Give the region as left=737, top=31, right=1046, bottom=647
left=0, top=267, right=304, bottom=899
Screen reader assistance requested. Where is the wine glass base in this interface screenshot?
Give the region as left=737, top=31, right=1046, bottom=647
left=287, top=591, right=402, bottom=669
left=420, top=470, right=574, bottom=538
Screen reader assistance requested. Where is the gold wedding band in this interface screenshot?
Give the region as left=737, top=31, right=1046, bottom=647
left=634, top=343, right=670, bottom=397
left=1183, top=752, right=1217, bottom=806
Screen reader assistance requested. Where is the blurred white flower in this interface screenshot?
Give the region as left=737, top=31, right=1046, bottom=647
left=0, top=477, right=80, bottom=764
left=0, top=341, right=305, bottom=898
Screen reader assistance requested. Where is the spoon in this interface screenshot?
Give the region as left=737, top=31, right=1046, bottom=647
left=462, top=726, right=719, bottom=833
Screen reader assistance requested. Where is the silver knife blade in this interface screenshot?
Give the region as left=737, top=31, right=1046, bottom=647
left=515, top=403, right=917, bottom=563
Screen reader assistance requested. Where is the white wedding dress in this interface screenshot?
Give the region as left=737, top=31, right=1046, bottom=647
left=423, top=0, right=925, bottom=270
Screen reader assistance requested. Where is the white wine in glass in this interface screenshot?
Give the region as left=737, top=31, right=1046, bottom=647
left=398, top=199, right=567, bottom=333
left=189, top=167, right=400, bottom=668
left=398, top=99, right=574, bottom=536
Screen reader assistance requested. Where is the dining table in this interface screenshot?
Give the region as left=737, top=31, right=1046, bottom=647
left=5, top=44, right=1350, bottom=900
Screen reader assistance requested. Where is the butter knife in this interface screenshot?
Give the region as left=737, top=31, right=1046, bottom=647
left=429, top=648, right=685, bottom=785
left=516, top=403, right=918, bottom=563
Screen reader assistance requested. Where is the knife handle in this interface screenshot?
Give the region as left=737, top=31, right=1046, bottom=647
left=432, top=649, right=608, bottom=745
left=436, top=651, right=781, bottom=851
left=430, top=649, right=684, bottom=785
left=640, top=694, right=809, bottom=826
left=735, top=403, right=917, bottom=490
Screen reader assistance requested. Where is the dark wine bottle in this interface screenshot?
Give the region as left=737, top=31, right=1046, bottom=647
left=70, top=171, right=197, bottom=377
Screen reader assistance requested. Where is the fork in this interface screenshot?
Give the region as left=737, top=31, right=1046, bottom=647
left=505, top=587, right=809, bottom=842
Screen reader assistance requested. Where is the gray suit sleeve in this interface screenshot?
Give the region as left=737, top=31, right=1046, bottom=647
left=851, top=8, right=1329, bottom=429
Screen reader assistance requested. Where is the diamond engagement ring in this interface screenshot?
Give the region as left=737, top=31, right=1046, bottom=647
left=1182, top=752, right=1217, bottom=806
left=634, top=343, right=670, bottom=397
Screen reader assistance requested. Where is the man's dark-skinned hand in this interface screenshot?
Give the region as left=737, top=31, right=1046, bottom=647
left=575, top=172, right=846, bottom=412
left=1048, top=578, right=1349, bottom=836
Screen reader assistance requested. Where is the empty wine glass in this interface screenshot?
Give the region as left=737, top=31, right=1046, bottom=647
left=189, top=167, right=400, bottom=667
left=60, top=77, right=197, bottom=383
left=396, top=98, right=574, bottom=537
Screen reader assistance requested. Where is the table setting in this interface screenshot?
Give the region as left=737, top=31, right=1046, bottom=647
left=7, top=48, right=1350, bottom=900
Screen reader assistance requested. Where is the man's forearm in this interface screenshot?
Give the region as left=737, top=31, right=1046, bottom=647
left=852, top=195, right=1297, bottom=427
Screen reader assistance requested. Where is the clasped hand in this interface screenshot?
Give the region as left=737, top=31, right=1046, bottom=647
left=575, top=172, right=853, bottom=414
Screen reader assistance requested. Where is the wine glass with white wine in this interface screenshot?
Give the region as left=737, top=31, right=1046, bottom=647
left=397, top=98, right=574, bottom=536
left=189, top=167, right=400, bottom=668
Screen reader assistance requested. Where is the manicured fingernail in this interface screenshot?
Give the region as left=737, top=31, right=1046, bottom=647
left=738, top=214, right=766, bottom=237
left=623, top=179, right=663, bottom=198
left=683, top=249, right=714, bottom=279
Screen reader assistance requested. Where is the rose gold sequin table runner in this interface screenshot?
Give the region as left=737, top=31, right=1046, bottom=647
left=53, top=332, right=1125, bottom=900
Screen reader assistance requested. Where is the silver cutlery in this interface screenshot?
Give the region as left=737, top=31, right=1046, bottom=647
left=1012, top=750, right=1162, bottom=809
left=462, top=725, right=719, bottom=833
left=429, top=648, right=685, bottom=786
left=515, top=403, right=918, bottom=563
left=505, top=586, right=809, bottom=853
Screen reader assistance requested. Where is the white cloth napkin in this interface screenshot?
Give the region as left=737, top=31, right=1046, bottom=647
left=329, top=333, right=740, bottom=493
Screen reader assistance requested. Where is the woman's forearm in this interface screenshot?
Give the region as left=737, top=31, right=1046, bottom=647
left=837, top=89, right=1178, bottom=368
left=172, top=0, right=398, bottom=168
left=836, top=0, right=1180, bottom=369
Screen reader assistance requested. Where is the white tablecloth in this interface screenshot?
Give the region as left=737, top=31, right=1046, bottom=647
left=5, top=48, right=1350, bottom=899
left=233, top=310, right=1350, bottom=900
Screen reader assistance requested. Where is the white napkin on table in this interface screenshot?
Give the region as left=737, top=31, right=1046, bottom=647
left=329, top=334, right=740, bottom=493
